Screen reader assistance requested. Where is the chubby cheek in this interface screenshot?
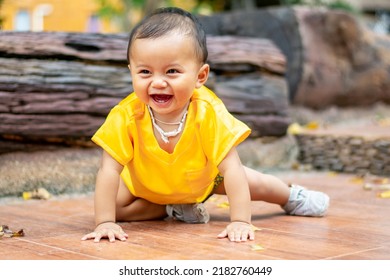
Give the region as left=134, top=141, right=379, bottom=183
left=132, top=81, right=149, bottom=103
left=175, top=84, right=195, bottom=102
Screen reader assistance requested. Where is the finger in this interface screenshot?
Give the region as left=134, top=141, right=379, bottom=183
left=243, top=227, right=253, bottom=242
left=228, top=231, right=236, bottom=242
left=235, top=232, right=244, bottom=242
left=117, top=232, right=128, bottom=241
left=81, top=233, right=95, bottom=241
left=241, top=229, right=250, bottom=242
left=119, top=229, right=128, bottom=237
left=217, top=229, right=228, bottom=239
left=108, top=232, right=116, bottom=243
left=234, top=229, right=248, bottom=242
left=249, top=229, right=255, bottom=241
left=94, top=233, right=102, bottom=243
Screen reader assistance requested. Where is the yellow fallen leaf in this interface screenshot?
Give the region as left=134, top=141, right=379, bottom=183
left=363, top=183, right=374, bottom=190
left=22, top=187, right=51, bottom=200
left=378, top=190, right=390, bottom=198
left=217, top=202, right=230, bottom=208
left=0, top=225, right=24, bottom=238
left=251, top=244, right=265, bottom=251
left=372, top=178, right=388, bottom=184
left=350, top=176, right=364, bottom=184
left=287, top=123, right=303, bottom=135
left=304, top=121, right=319, bottom=130
left=251, top=225, right=262, bottom=232
left=362, top=176, right=390, bottom=191
left=12, top=229, right=25, bottom=237
left=328, top=171, right=338, bottom=177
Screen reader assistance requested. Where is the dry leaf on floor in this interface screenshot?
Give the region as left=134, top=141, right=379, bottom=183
left=378, top=190, right=390, bottom=199
left=287, top=123, right=303, bottom=135
left=363, top=176, right=390, bottom=191
left=363, top=183, right=374, bottom=190
left=304, top=121, right=319, bottom=130
left=217, top=202, right=230, bottom=208
left=0, top=225, right=25, bottom=238
left=22, top=187, right=51, bottom=200
left=251, top=244, right=265, bottom=251
left=363, top=183, right=390, bottom=191
left=350, top=176, right=364, bottom=184
left=372, top=178, right=389, bottom=184
left=251, top=225, right=262, bottom=232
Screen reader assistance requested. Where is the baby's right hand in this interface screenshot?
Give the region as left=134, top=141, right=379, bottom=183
left=81, top=221, right=128, bottom=243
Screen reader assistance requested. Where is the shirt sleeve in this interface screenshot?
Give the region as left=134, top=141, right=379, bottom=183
left=200, top=99, right=251, bottom=166
left=91, top=105, right=134, bottom=166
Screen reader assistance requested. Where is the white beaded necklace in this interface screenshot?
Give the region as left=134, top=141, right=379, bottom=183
left=147, top=105, right=188, bottom=144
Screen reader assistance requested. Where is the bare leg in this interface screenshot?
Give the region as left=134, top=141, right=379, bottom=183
left=115, top=178, right=167, bottom=221
left=214, top=166, right=290, bottom=206
left=214, top=166, right=329, bottom=216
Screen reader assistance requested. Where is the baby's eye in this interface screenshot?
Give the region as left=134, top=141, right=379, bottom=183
left=167, top=69, right=179, bottom=74
left=139, top=69, right=150, bottom=75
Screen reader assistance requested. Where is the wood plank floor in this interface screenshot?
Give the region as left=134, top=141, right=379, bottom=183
left=1, top=171, right=389, bottom=260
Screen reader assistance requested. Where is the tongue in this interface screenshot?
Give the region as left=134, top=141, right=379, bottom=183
left=152, top=94, right=172, bottom=103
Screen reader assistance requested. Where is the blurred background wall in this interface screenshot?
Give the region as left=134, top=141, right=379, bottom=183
left=0, top=0, right=389, bottom=34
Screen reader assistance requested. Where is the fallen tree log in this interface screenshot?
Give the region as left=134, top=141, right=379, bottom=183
left=0, top=32, right=128, bottom=63
left=198, top=6, right=390, bottom=108
left=0, top=31, right=288, bottom=153
left=293, top=7, right=390, bottom=108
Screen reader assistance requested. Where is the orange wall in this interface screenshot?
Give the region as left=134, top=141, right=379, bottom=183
left=1, top=0, right=120, bottom=33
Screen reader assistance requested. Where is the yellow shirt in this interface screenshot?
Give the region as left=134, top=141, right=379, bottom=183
left=92, top=86, right=251, bottom=204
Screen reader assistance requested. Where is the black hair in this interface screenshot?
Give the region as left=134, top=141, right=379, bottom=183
left=127, top=7, right=208, bottom=64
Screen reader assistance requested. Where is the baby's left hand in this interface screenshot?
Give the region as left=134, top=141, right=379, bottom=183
left=217, top=221, right=255, bottom=242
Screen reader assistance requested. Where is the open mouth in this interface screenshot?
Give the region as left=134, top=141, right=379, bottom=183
left=151, top=94, right=173, bottom=103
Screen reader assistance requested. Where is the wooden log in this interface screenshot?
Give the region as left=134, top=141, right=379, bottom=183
left=0, top=32, right=129, bottom=63
left=0, top=31, right=286, bottom=74
left=0, top=31, right=288, bottom=153
left=0, top=113, right=104, bottom=137
left=199, top=7, right=390, bottom=108
left=0, top=58, right=132, bottom=97
left=215, top=73, right=288, bottom=115
left=206, top=36, right=286, bottom=75
left=216, top=73, right=290, bottom=137
left=198, top=6, right=302, bottom=100
left=235, top=115, right=290, bottom=138
left=293, top=7, right=390, bottom=108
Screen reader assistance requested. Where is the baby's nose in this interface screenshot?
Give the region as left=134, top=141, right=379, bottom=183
left=152, top=78, right=167, bottom=88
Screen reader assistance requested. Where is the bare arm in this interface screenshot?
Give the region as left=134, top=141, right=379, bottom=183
left=94, top=151, right=123, bottom=225
left=82, top=151, right=128, bottom=242
left=217, top=147, right=254, bottom=242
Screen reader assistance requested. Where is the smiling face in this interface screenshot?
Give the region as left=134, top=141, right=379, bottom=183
left=128, top=32, right=209, bottom=121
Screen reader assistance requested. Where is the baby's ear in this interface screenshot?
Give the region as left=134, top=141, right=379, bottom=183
left=195, top=64, right=210, bottom=88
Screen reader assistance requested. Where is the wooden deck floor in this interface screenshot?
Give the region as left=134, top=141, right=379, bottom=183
left=1, top=171, right=389, bottom=260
